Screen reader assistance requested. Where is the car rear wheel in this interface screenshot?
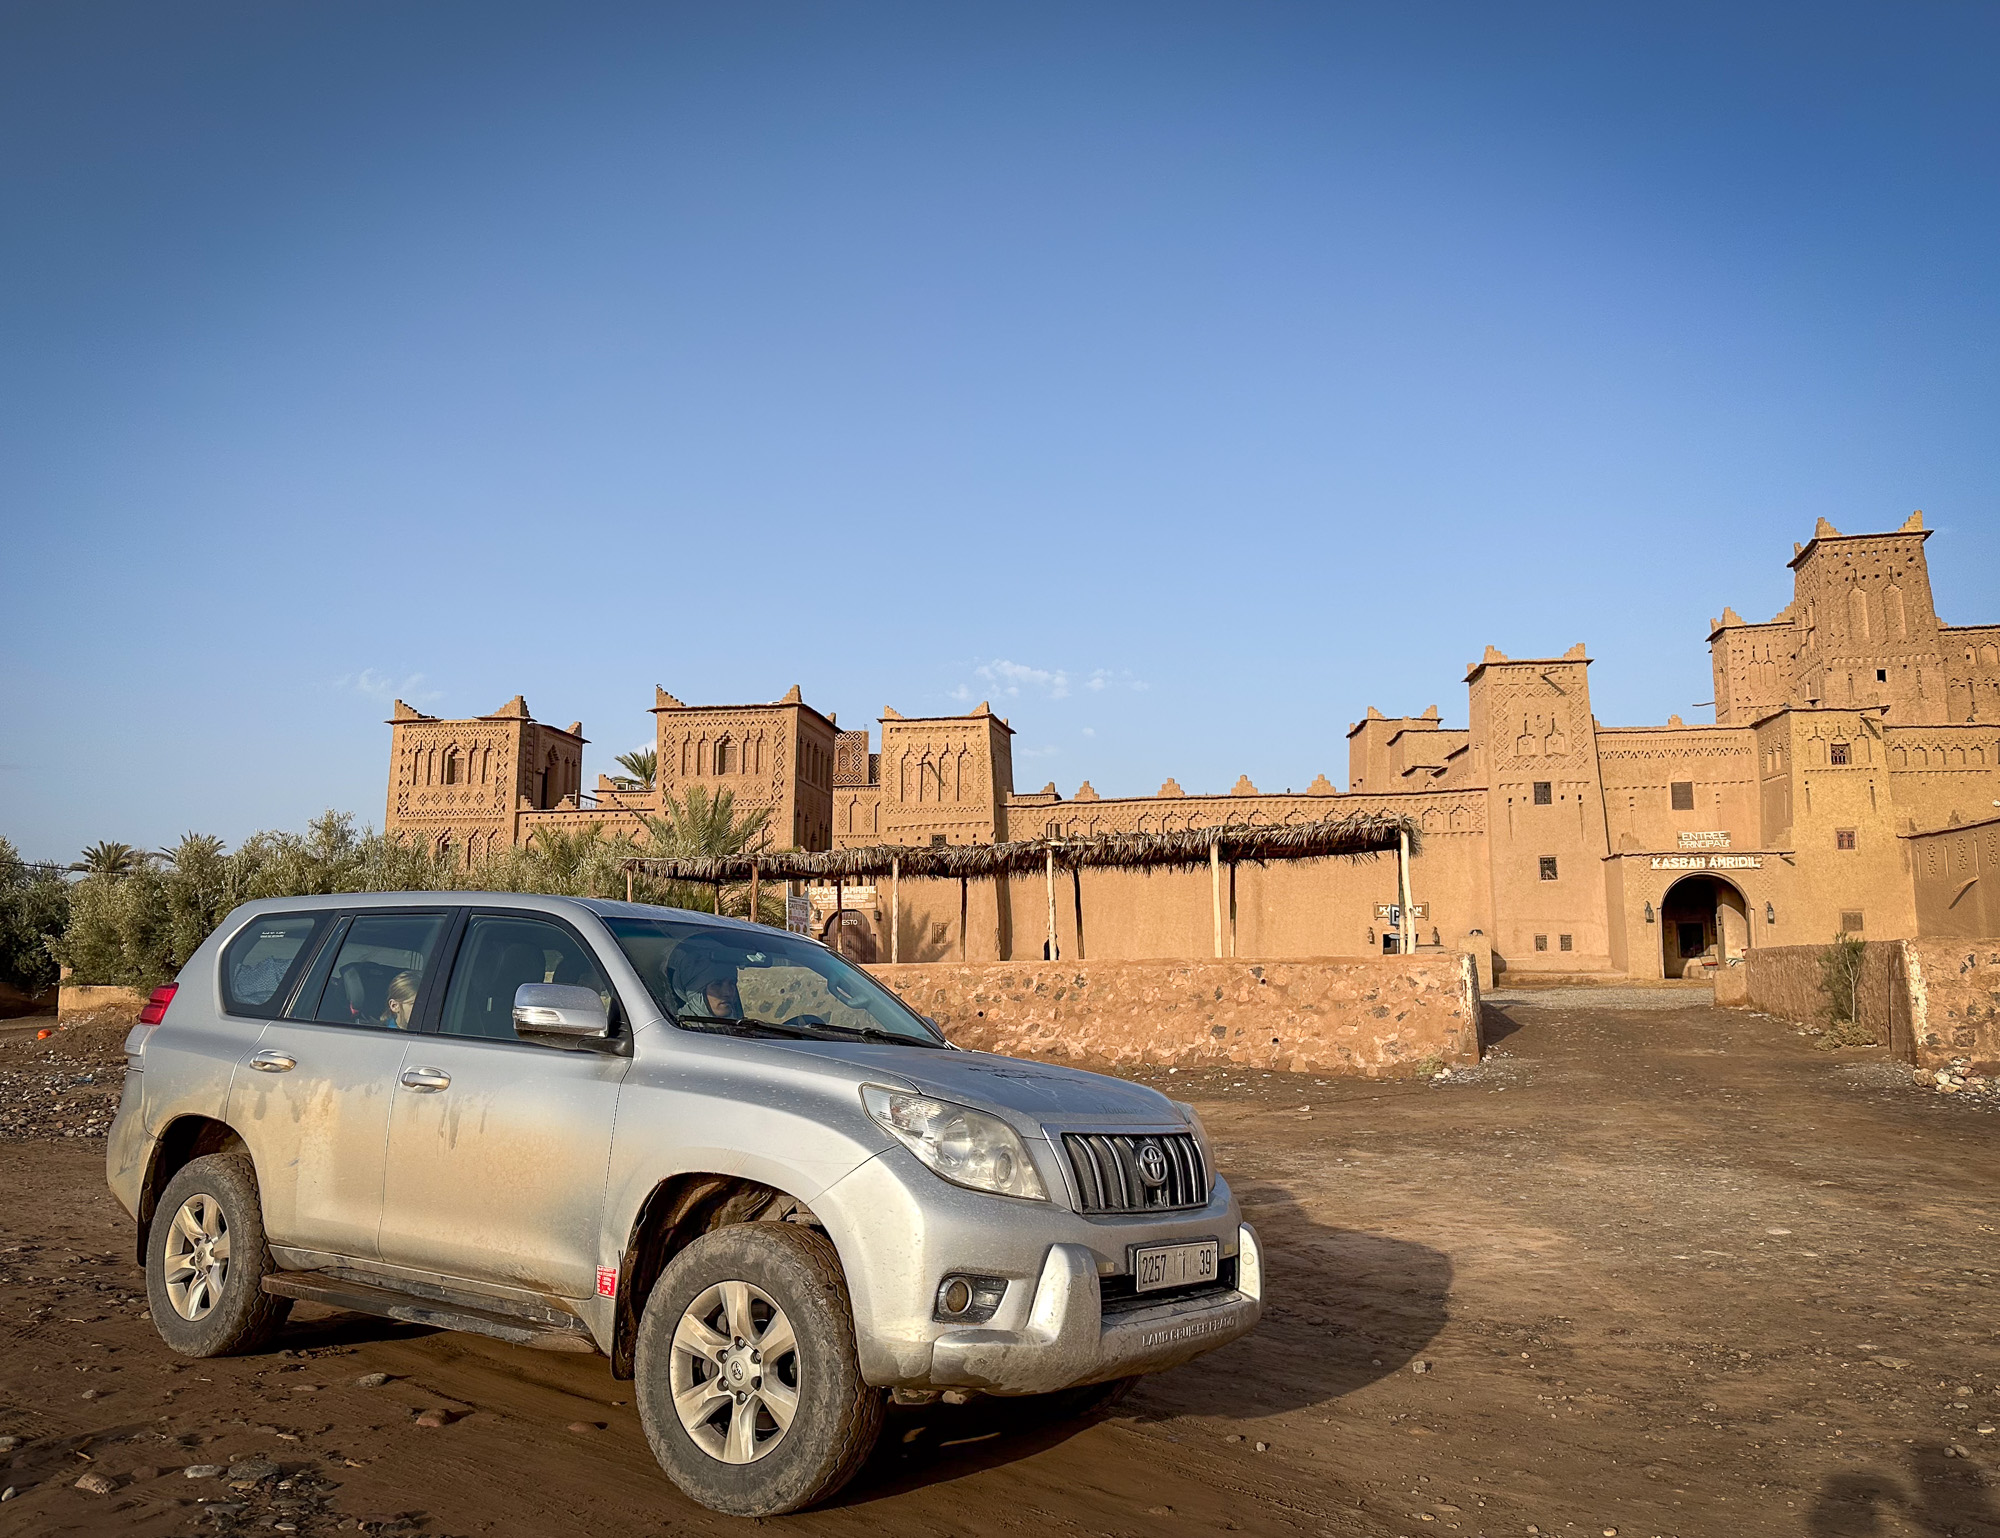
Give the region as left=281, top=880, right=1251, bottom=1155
left=634, top=1223, right=884, bottom=1516
left=145, top=1153, right=290, bottom=1357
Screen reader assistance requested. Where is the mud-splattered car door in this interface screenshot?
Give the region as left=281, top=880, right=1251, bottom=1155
left=374, top=908, right=629, bottom=1299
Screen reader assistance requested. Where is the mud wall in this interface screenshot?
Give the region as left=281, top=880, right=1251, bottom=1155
left=866, top=954, right=1481, bottom=1077
left=1734, top=938, right=2000, bottom=1073
left=57, top=984, right=148, bottom=1021
left=1738, top=942, right=1905, bottom=1038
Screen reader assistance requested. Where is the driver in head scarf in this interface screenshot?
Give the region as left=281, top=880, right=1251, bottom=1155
left=662, top=935, right=744, bottom=1021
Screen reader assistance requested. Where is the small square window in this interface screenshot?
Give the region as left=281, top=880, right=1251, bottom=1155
left=1830, top=742, right=1850, bottom=765
left=1533, top=781, right=1552, bottom=805
left=1538, top=856, right=1559, bottom=881
left=1559, top=934, right=1573, bottom=952
left=931, top=834, right=947, bottom=847
left=1840, top=910, right=1865, bottom=933
left=1876, top=669, right=1887, bottom=682
left=1835, top=828, right=1856, bottom=851
left=1534, top=934, right=1549, bottom=952
left=1670, top=781, right=1695, bottom=811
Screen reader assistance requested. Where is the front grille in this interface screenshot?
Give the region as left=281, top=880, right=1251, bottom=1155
left=1060, top=1131, right=1208, bottom=1214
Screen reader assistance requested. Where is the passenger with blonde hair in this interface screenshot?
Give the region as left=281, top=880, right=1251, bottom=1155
left=382, top=971, right=420, bottom=1030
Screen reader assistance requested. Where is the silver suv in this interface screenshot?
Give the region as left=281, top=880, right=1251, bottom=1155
left=106, top=892, right=1262, bottom=1515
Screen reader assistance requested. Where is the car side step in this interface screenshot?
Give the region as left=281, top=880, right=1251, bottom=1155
left=262, top=1272, right=599, bottom=1353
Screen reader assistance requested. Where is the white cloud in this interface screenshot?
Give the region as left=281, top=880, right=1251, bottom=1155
left=1016, top=743, right=1063, bottom=759
left=1081, top=727, right=1096, bottom=737
left=1085, top=668, right=1147, bottom=692
left=332, top=669, right=444, bottom=706
left=976, top=659, right=1070, bottom=699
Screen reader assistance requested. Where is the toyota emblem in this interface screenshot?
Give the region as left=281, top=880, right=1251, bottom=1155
left=1136, top=1142, right=1169, bottom=1188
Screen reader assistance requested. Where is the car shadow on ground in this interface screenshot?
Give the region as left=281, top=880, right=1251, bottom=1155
left=1807, top=1444, right=2000, bottom=1536
left=836, top=1188, right=1451, bottom=1505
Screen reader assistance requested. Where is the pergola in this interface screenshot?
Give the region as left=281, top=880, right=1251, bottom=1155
left=621, top=809, right=1424, bottom=962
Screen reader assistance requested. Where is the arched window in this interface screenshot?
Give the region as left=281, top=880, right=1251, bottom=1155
left=715, top=736, right=734, bottom=775
left=443, top=749, right=461, bottom=786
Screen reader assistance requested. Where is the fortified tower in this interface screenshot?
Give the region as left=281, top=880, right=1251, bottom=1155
left=875, top=704, right=1014, bottom=846
left=1787, top=514, right=1945, bottom=719
left=652, top=684, right=840, bottom=851
left=384, top=696, right=585, bottom=865
left=1466, top=644, right=1611, bottom=973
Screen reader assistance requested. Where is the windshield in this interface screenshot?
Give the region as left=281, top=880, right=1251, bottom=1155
left=604, top=916, right=945, bottom=1047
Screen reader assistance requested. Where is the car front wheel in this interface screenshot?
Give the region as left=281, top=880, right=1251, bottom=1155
left=634, top=1223, right=884, bottom=1516
left=145, top=1152, right=290, bottom=1357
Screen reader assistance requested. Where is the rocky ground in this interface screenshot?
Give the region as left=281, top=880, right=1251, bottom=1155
left=0, top=994, right=1996, bottom=1538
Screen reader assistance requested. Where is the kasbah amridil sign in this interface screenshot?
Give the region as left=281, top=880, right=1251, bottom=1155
left=381, top=513, right=2000, bottom=984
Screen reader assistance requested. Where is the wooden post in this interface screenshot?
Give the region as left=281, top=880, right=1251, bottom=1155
left=1210, top=839, right=1223, bottom=958
left=959, top=877, right=968, bottom=961
left=1228, top=861, right=1237, bottom=958
left=749, top=862, right=760, bottom=927
left=890, top=857, right=900, bottom=964
left=1044, top=848, right=1058, bottom=961
left=1398, top=828, right=1415, bottom=958
left=625, top=867, right=633, bottom=904
left=833, top=876, right=844, bottom=957
left=1071, top=864, right=1085, bottom=961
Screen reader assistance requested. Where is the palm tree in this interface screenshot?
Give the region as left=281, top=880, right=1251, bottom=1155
left=634, top=786, right=775, bottom=918
left=612, top=747, right=658, bottom=790
left=72, top=841, right=145, bottom=878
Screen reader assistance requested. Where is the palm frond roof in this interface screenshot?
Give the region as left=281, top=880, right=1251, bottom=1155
left=621, top=810, right=1418, bottom=884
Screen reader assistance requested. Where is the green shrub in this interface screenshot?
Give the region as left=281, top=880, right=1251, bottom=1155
left=48, top=790, right=791, bottom=992
left=0, top=838, right=71, bottom=995
left=1810, top=931, right=1878, bottom=1048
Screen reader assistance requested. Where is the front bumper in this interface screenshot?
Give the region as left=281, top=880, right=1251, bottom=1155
left=927, top=1223, right=1263, bottom=1395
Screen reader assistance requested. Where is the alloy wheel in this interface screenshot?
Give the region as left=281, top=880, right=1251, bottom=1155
left=162, top=1193, right=231, bottom=1321
left=668, top=1279, right=801, bottom=1464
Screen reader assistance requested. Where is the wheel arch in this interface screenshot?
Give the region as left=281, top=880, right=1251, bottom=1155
left=610, top=1173, right=830, bottom=1380
left=136, top=1115, right=250, bottom=1265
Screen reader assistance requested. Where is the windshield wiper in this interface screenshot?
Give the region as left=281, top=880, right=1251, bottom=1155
left=674, top=1013, right=826, bottom=1040
left=675, top=1013, right=943, bottom=1048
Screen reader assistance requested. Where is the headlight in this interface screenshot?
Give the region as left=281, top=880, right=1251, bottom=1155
left=1173, top=1100, right=1219, bottom=1195
left=861, top=1085, right=1048, bottom=1201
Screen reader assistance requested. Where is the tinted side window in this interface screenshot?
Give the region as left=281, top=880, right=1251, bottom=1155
left=303, top=912, right=450, bottom=1030
left=439, top=915, right=611, bottom=1041
left=221, top=913, right=331, bottom=1018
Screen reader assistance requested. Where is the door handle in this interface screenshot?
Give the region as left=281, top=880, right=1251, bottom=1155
left=399, top=1066, right=451, bottom=1092
left=248, top=1051, right=295, bottom=1073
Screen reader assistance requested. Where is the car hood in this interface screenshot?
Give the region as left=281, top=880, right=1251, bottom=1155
left=756, top=1037, right=1182, bottom=1128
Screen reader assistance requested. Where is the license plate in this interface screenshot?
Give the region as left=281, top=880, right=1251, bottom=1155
left=1131, top=1239, right=1219, bottom=1294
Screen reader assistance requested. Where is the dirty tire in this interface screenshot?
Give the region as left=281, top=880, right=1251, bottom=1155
left=145, top=1153, right=290, bottom=1357
left=635, top=1223, right=884, bottom=1517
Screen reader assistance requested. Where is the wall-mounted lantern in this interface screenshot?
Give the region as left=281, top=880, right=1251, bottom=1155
left=1366, top=926, right=1375, bottom=944
left=1643, top=902, right=1655, bottom=924
left=1765, top=902, right=1777, bottom=925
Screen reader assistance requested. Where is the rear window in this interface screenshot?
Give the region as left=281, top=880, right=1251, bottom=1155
left=221, top=913, right=330, bottom=1018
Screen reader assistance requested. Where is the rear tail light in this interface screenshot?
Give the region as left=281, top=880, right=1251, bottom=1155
left=138, top=984, right=177, bottom=1026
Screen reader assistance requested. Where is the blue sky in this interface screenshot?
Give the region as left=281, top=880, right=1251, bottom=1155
left=3, top=2, right=1996, bottom=862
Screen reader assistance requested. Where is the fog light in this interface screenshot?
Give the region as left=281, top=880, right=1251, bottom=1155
left=934, top=1274, right=1007, bottom=1323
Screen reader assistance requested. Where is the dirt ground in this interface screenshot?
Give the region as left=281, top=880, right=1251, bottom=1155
left=1, top=993, right=1996, bottom=1538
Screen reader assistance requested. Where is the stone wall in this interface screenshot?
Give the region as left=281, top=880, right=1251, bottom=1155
left=1906, top=940, right=2000, bottom=1073
left=867, top=955, right=1481, bottom=1078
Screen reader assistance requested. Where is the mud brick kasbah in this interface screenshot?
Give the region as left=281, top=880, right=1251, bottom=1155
left=383, top=514, right=2000, bottom=984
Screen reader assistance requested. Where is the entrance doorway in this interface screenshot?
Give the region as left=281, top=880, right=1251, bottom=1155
left=1659, top=874, right=1750, bottom=979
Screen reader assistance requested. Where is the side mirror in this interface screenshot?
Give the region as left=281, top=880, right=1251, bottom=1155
left=513, top=983, right=611, bottom=1044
